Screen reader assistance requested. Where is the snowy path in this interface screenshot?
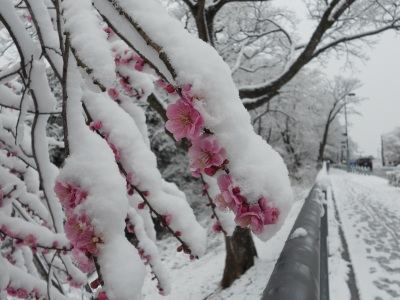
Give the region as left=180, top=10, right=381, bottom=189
left=330, top=170, right=400, bottom=300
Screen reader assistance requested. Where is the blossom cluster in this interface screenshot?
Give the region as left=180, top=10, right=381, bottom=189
left=54, top=182, right=102, bottom=273
left=0, top=225, right=67, bottom=257
left=5, top=286, right=39, bottom=299
left=164, top=84, right=280, bottom=234
left=112, top=47, right=146, bottom=100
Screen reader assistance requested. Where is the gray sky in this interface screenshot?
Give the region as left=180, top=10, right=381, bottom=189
left=344, top=31, right=400, bottom=158
left=278, top=0, right=400, bottom=159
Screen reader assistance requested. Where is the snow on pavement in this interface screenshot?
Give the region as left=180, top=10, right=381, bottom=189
left=330, top=169, right=400, bottom=300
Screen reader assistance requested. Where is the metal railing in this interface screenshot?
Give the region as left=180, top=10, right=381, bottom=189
left=261, top=183, right=329, bottom=300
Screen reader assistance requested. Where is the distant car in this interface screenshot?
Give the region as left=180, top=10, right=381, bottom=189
left=356, top=157, right=373, bottom=170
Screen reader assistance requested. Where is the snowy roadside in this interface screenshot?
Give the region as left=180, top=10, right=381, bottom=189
left=330, top=169, right=400, bottom=300
left=141, top=184, right=309, bottom=299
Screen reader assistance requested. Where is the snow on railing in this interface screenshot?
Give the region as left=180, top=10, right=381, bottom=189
left=262, top=164, right=331, bottom=300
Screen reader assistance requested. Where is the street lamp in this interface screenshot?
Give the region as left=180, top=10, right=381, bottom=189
left=345, top=93, right=355, bottom=172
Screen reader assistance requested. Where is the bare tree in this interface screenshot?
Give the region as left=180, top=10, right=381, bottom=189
left=383, top=127, right=400, bottom=165
left=316, top=76, right=363, bottom=167
left=169, top=0, right=399, bottom=110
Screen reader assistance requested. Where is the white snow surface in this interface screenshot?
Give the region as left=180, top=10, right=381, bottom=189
left=63, top=0, right=115, bottom=87
left=141, top=185, right=306, bottom=299
left=330, top=169, right=400, bottom=300
left=136, top=170, right=400, bottom=300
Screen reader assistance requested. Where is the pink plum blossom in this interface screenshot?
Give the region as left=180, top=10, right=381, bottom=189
left=97, top=291, right=108, bottom=300
left=65, top=213, right=104, bottom=254
left=126, top=172, right=134, bottom=183
left=17, top=288, right=29, bottom=299
left=108, top=142, right=121, bottom=161
left=155, top=79, right=167, bottom=89
left=163, top=214, right=172, bottom=226
left=64, top=213, right=92, bottom=247
left=119, top=76, right=133, bottom=96
left=216, top=174, right=244, bottom=213
left=264, top=206, right=280, bottom=225
left=86, top=234, right=104, bottom=255
left=213, top=194, right=229, bottom=210
left=104, top=26, right=114, bottom=38
left=23, top=234, right=38, bottom=248
left=134, top=58, right=144, bottom=71
left=212, top=221, right=222, bottom=233
left=6, top=287, right=17, bottom=296
left=54, top=182, right=88, bottom=214
left=72, top=248, right=95, bottom=273
left=204, top=165, right=220, bottom=176
left=259, top=197, right=280, bottom=225
left=165, top=84, right=175, bottom=94
left=181, top=83, right=193, bottom=100
left=108, top=88, right=120, bottom=101
left=235, top=205, right=264, bottom=234
left=92, top=121, right=103, bottom=131
left=114, top=53, right=121, bottom=66
left=188, top=136, right=226, bottom=175
left=166, top=99, right=204, bottom=141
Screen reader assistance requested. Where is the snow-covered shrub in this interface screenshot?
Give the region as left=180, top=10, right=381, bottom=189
left=387, top=167, right=400, bottom=187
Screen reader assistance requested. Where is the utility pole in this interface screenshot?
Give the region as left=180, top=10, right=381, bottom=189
left=345, top=93, right=355, bottom=172
left=381, top=135, right=386, bottom=166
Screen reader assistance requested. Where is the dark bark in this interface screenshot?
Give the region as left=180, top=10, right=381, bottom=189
left=317, top=117, right=331, bottom=166
left=221, top=226, right=258, bottom=288
left=280, top=118, right=302, bottom=173
left=317, top=98, right=345, bottom=167
left=239, top=0, right=357, bottom=109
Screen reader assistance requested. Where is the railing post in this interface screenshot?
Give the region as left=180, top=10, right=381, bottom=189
left=261, top=185, right=322, bottom=300
left=320, top=189, right=329, bottom=300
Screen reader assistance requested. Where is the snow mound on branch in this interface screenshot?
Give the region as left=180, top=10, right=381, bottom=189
left=63, top=0, right=115, bottom=87
left=102, top=0, right=293, bottom=241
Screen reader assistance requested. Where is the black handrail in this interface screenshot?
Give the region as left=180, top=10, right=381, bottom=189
left=261, top=184, right=326, bottom=300
left=320, top=189, right=329, bottom=300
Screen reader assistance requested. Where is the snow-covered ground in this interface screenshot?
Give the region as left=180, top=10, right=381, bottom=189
left=330, top=169, right=400, bottom=300
left=141, top=169, right=400, bottom=300
left=141, top=184, right=309, bottom=299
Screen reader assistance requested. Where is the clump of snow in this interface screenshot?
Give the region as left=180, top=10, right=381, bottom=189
left=58, top=59, right=146, bottom=299
left=63, top=0, right=115, bottom=87
left=83, top=89, right=207, bottom=258
left=290, top=227, right=307, bottom=239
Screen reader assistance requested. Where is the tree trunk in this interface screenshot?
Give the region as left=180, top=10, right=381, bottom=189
left=221, top=226, right=258, bottom=288
left=317, top=116, right=332, bottom=169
